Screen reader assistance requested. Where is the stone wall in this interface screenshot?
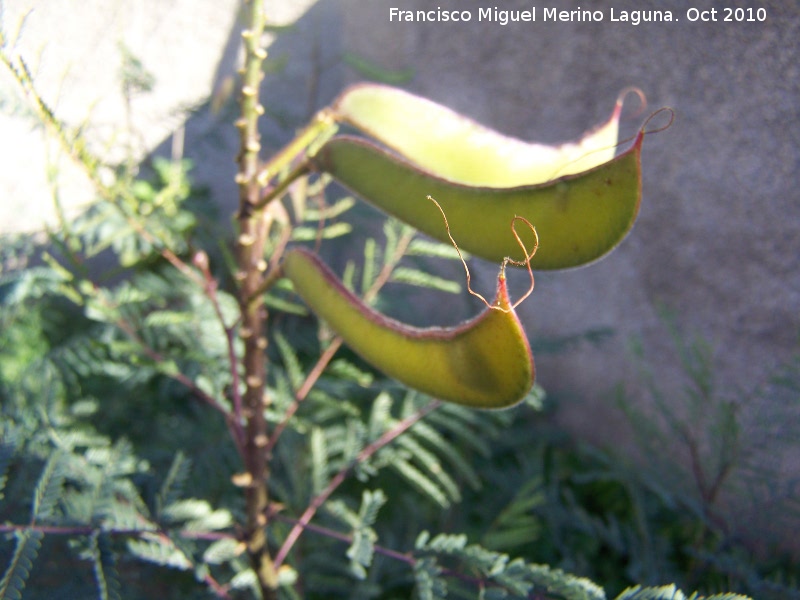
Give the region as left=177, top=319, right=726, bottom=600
left=339, top=0, right=800, bottom=549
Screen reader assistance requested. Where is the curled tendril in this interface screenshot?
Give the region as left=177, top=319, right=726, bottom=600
left=427, top=195, right=537, bottom=313
left=612, top=105, right=675, bottom=152
left=642, top=106, right=675, bottom=135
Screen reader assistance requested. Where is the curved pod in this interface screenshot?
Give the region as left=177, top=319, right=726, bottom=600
left=282, top=248, right=534, bottom=409
left=333, top=83, right=627, bottom=187
left=312, top=132, right=643, bottom=270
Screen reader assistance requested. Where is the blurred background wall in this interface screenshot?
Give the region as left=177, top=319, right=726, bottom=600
left=2, top=0, right=798, bottom=552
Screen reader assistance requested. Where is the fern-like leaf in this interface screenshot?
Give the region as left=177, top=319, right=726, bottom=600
left=156, top=451, right=192, bottom=516
left=202, top=538, right=242, bottom=565
left=263, top=292, right=309, bottom=315
left=382, top=219, right=414, bottom=263
left=362, top=237, right=379, bottom=296
left=482, top=477, right=545, bottom=552
left=31, top=451, right=66, bottom=522
left=303, top=196, right=356, bottom=221
left=426, top=404, right=493, bottom=457
left=518, top=561, right=606, bottom=600
left=310, top=427, right=329, bottom=496
left=367, top=392, right=393, bottom=441
left=127, top=534, right=192, bottom=571
left=0, top=529, right=43, bottom=600
left=326, top=359, right=374, bottom=387
left=389, top=267, right=461, bottom=294
left=391, top=455, right=450, bottom=508
left=161, top=499, right=233, bottom=531
left=407, top=420, right=481, bottom=490
left=416, top=533, right=608, bottom=600
left=90, top=532, right=122, bottom=600
left=274, top=331, right=305, bottom=392
left=616, top=586, right=685, bottom=600
left=414, top=556, right=447, bottom=600
left=346, top=489, right=387, bottom=579
left=407, top=238, right=466, bottom=260
left=615, top=586, right=752, bottom=600
left=291, top=222, right=352, bottom=241
left=142, top=310, right=194, bottom=328
left=0, top=427, right=22, bottom=503
left=395, top=435, right=461, bottom=503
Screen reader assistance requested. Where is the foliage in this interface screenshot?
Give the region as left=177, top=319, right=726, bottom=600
left=1, top=8, right=793, bottom=600
left=4, top=268, right=793, bottom=599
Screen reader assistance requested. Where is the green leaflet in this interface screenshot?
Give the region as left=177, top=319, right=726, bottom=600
left=0, top=529, right=43, bottom=600
left=312, top=131, right=643, bottom=269
left=282, top=248, right=534, bottom=409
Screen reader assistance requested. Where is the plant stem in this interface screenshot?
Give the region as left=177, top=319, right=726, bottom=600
left=235, top=0, right=279, bottom=596
left=269, top=514, right=415, bottom=566
left=268, top=514, right=552, bottom=599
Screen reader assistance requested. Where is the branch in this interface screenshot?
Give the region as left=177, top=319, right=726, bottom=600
left=268, top=514, right=555, bottom=600
left=269, top=513, right=414, bottom=565
left=193, top=252, right=246, bottom=444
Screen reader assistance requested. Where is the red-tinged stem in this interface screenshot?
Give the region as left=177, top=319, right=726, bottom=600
left=195, top=258, right=247, bottom=450
left=269, top=513, right=415, bottom=566
left=269, top=512, right=555, bottom=599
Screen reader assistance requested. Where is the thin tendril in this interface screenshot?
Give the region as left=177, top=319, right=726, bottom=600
left=505, top=215, right=538, bottom=310
left=426, top=195, right=537, bottom=313
left=642, top=106, right=675, bottom=135
left=426, top=195, right=490, bottom=307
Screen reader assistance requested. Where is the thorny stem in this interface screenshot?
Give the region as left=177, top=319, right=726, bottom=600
left=273, top=399, right=443, bottom=569
left=234, top=0, right=279, bottom=596
left=246, top=261, right=285, bottom=310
